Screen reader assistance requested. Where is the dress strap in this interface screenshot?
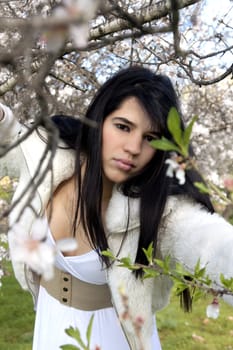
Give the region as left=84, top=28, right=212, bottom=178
left=40, top=266, right=112, bottom=310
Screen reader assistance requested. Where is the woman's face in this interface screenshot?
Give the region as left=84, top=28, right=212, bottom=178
left=102, top=97, right=160, bottom=187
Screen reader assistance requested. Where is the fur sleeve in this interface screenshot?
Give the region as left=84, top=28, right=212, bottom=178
left=160, top=196, right=233, bottom=305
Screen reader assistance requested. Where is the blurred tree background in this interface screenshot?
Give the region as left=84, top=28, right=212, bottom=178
left=0, top=0, right=232, bottom=183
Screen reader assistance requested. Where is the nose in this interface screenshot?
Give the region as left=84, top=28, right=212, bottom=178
left=123, top=134, right=142, bottom=155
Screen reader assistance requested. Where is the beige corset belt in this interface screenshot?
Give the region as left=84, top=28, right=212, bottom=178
left=40, top=266, right=112, bottom=311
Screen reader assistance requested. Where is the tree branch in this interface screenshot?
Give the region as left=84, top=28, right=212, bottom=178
left=180, top=63, right=233, bottom=86
left=90, top=0, right=200, bottom=40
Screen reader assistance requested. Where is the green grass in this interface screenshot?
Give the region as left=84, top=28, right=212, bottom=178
left=0, top=266, right=34, bottom=350
left=0, top=266, right=233, bottom=349
left=157, top=295, right=233, bottom=350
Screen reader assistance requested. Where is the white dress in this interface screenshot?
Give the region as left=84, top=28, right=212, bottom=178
left=33, top=230, right=162, bottom=350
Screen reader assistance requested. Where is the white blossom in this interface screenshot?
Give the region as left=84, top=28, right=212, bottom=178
left=64, top=0, right=100, bottom=20
left=0, top=233, right=7, bottom=244
left=192, top=123, right=209, bottom=137
left=8, top=217, right=78, bottom=281
left=69, top=23, right=89, bottom=48
left=165, top=157, right=186, bottom=185
left=223, top=175, right=233, bottom=192
left=40, top=6, right=68, bottom=53
left=206, top=298, right=220, bottom=319
left=41, top=0, right=99, bottom=52
left=56, top=237, right=78, bottom=253
left=9, top=217, right=55, bottom=281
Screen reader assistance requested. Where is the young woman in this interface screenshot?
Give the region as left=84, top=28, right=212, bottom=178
left=1, top=66, right=233, bottom=350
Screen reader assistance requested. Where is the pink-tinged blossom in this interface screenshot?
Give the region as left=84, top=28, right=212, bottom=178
left=9, top=217, right=55, bottom=281
left=134, top=315, right=144, bottom=331
left=64, top=0, right=100, bottom=20
left=206, top=297, right=220, bottom=319
left=41, top=0, right=99, bottom=51
left=64, top=0, right=100, bottom=48
left=8, top=217, right=78, bottom=281
left=165, top=156, right=186, bottom=185
left=40, top=6, right=68, bottom=52
left=223, top=176, right=233, bottom=192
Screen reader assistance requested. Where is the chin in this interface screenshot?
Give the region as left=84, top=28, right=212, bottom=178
left=106, top=173, right=130, bottom=184
left=103, top=169, right=134, bottom=185
left=110, top=177, right=128, bottom=184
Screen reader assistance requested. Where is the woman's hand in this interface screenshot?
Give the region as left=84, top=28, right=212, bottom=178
left=0, top=103, right=22, bottom=145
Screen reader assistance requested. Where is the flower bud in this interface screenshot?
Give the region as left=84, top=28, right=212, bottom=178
left=224, top=176, right=233, bottom=192
left=206, top=298, right=220, bottom=319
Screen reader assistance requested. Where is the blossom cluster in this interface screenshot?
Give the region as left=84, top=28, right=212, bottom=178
left=8, top=217, right=78, bottom=281
left=165, top=153, right=186, bottom=185
left=40, top=0, right=99, bottom=52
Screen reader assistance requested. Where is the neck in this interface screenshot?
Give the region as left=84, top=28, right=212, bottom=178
left=100, top=177, right=114, bottom=223
left=102, top=177, right=114, bottom=202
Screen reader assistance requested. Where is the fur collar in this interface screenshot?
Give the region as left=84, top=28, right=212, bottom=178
left=105, top=186, right=140, bottom=234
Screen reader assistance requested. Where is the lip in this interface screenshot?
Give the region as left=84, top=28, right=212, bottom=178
left=114, top=158, right=135, bottom=171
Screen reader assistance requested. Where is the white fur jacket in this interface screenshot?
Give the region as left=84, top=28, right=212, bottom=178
left=1, top=103, right=233, bottom=350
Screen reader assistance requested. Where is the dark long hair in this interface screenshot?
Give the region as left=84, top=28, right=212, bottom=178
left=52, top=66, right=214, bottom=310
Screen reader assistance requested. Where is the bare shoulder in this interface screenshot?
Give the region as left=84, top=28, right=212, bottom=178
left=46, top=175, right=77, bottom=240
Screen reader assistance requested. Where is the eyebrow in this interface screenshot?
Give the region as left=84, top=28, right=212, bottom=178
left=112, top=117, right=134, bottom=126
left=112, top=117, right=160, bottom=135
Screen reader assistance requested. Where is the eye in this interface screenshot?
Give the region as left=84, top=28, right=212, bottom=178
left=115, top=123, right=130, bottom=132
left=145, top=134, right=160, bottom=142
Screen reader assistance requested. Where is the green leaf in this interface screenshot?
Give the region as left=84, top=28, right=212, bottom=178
left=86, top=314, right=94, bottom=348
left=142, top=267, right=160, bottom=279
left=150, top=137, right=181, bottom=153
left=174, top=262, right=191, bottom=278
left=117, top=256, right=139, bottom=270
left=154, top=258, right=165, bottom=269
left=192, top=260, right=211, bottom=285
left=183, top=115, right=198, bottom=148
left=192, top=289, right=205, bottom=302
left=116, top=256, right=140, bottom=270
left=64, top=327, right=85, bottom=348
left=101, top=249, right=115, bottom=260
left=154, top=256, right=171, bottom=274
left=127, top=264, right=141, bottom=271
left=220, top=274, right=233, bottom=290
left=194, top=259, right=202, bottom=276
left=121, top=257, right=132, bottom=264
left=196, top=266, right=206, bottom=279
left=194, top=182, right=211, bottom=194
left=142, top=242, right=154, bottom=265
left=167, top=107, right=183, bottom=146
left=174, top=282, right=188, bottom=295
left=60, top=345, right=81, bottom=350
